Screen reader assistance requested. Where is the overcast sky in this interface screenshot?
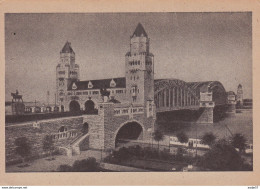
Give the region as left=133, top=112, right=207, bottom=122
left=5, top=12, right=252, bottom=103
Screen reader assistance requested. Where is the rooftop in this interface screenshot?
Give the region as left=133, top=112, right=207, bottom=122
left=68, top=77, right=126, bottom=91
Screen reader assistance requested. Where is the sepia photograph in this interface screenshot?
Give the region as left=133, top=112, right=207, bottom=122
left=4, top=12, right=253, bottom=173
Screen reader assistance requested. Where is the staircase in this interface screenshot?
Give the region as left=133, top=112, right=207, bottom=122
left=70, top=133, right=90, bottom=155
left=58, top=133, right=90, bottom=157
left=69, top=133, right=84, bottom=145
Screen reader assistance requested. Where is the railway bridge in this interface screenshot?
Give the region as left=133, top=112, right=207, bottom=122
left=154, top=79, right=227, bottom=123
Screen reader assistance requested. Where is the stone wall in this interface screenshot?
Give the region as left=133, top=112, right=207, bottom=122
left=6, top=101, right=156, bottom=164
left=83, top=113, right=104, bottom=150
left=102, top=103, right=155, bottom=150
left=5, top=116, right=83, bottom=164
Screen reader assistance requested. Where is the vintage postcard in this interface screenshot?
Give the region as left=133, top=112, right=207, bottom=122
left=0, top=0, right=260, bottom=186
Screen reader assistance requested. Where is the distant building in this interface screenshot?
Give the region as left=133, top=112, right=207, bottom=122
left=24, top=102, right=59, bottom=113
left=237, top=84, right=243, bottom=106
left=243, top=99, right=253, bottom=109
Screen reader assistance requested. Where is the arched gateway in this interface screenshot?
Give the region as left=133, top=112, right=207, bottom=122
left=69, top=100, right=80, bottom=112
left=85, top=100, right=95, bottom=113
left=115, top=121, right=144, bottom=147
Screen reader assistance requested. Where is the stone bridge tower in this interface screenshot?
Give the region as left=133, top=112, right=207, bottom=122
left=56, top=42, right=80, bottom=108
left=237, top=84, right=243, bottom=106
left=125, top=23, right=154, bottom=107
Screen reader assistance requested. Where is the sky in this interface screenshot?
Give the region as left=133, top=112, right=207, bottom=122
left=5, top=12, right=252, bottom=103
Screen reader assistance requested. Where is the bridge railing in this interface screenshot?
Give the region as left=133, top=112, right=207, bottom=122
left=114, top=107, right=144, bottom=116
left=113, top=105, right=144, bottom=116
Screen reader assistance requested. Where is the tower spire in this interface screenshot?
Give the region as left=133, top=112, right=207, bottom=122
left=61, top=41, right=74, bottom=53
left=132, top=23, right=148, bottom=38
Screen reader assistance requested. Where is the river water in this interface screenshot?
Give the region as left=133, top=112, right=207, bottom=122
left=158, top=109, right=253, bottom=145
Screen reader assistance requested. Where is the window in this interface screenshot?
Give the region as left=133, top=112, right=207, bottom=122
left=93, top=91, right=99, bottom=95
left=83, top=91, right=88, bottom=95
left=58, top=126, right=67, bottom=133
left=122, top=109, right=128, bottom=114
left=114, top=110, right=120, bottom=114
left=76, top=92, right=82, bottom=95
left=59, top=78, right=64, bottom=86
left=116, top=90, right=124, bottom=94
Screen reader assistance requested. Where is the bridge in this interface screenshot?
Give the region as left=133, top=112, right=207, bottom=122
left=154, top=79, right=227, bottom=123
left=5, top=80, right=228, bottom=163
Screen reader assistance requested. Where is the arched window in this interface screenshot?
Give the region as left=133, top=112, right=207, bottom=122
left=58, top=126, right=67, bottom=133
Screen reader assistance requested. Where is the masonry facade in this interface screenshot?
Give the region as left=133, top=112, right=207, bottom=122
left=56, top=23, right=154, bottom=114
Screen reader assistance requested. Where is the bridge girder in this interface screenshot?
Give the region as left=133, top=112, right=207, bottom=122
left=154, top=79, right=200, bottom=102
left=154, top=79, right=227, bottom=111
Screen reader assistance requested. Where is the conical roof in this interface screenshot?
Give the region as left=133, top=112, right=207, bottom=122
left=132, top=23, right=148, bottom=37
left=61, top=41, right=74, bottom=53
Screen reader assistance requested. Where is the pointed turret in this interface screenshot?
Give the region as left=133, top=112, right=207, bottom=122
left=132, top=23, right=148, bottom=38
left=61, top=41, right=74, bottom=53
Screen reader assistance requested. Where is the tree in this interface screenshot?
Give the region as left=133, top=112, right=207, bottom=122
left=201, top=132, right=216, bottom=146
left=14, top=137, right=31, bottom=165
left=58, top=164, right=73, bottom=172
left=199, top=139, right=248, bottom=171
left=176, top=131, right=188, bottom=143
left=72, top=157, right=100, bottom=172
left=153, top=129, right=164, bottom=151
left=231, top=133, right=247, bottom=153
left=43, top=135, right=55, bottom=160
left=58, top=157, right=100, bottom=172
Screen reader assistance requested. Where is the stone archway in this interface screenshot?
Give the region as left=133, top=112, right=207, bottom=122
left=69, top=100, right=80, bottom=112
left=115, top=121, right=143, bottom=147
left=85, top=100, right=95, bottom=114
left=82, top=122, right=89, bottom=134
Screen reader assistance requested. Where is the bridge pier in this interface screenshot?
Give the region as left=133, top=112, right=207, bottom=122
left=197, top=107, right=214, bottom=124
left=227, top=103, right=236, bottom=113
